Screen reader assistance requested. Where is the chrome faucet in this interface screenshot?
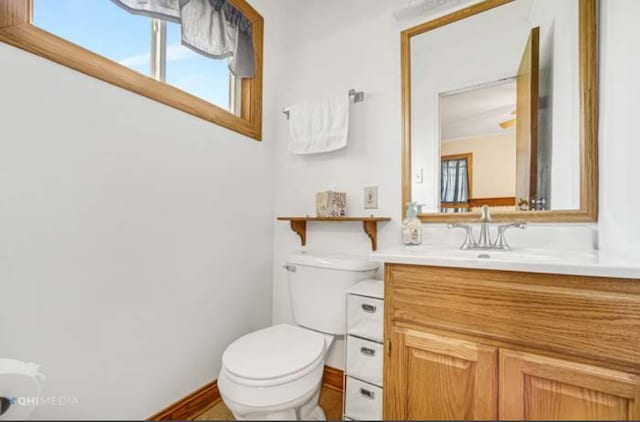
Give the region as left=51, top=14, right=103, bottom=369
left=477, top=205, right=492, bottom=248
left=447, top=223, right=477, bottom=250
left=448, top=206, right=527, bottom=251
left=493, top=222, right=527, bottom=250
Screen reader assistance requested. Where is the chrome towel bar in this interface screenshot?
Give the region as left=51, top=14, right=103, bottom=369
left=282, top=89, right=365, bottom=119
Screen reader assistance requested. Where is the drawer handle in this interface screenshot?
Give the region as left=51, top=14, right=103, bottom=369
left=360, top=388, right=375, bottom=400
left=361, top=303, right=377, bottom=313
left=360, top=347, right=376, bottom=357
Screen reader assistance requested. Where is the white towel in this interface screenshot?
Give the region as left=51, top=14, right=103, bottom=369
left=287, top=94, right=350, bottom=155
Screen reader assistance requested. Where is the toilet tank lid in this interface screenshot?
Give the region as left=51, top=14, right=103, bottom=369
left=286, top=251, right=379, bottom=272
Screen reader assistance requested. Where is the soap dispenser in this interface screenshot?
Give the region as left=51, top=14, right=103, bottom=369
left=402, top=202, right=423, bottom=246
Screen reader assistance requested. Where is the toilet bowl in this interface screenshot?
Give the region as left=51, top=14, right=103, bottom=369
left=218, top=252, right=379, bottom=420
left=218, top=324, right=333, bottom=420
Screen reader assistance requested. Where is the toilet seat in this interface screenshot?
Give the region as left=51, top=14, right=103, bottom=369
left=218, top=324, right=330, bottom=412
left=222, top=324, right=326, bottom=385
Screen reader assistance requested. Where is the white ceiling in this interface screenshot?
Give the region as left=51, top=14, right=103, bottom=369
left=440, top=79, right=517, bottom=141
left=393, top=0, right=477, bottom=22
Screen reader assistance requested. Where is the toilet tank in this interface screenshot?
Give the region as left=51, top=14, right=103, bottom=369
left=285, top=252, right=379, bottom=335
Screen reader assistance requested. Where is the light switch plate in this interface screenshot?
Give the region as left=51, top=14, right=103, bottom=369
left=414, top=168, right=424, bottom=184
left=364, top=186, right=378, bottom=209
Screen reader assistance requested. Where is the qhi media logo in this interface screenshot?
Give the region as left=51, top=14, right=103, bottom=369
left=0, top=359, right=78, bottom=420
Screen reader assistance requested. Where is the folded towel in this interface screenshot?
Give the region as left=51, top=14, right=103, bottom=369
left=287, top=94, right=350, bottom=155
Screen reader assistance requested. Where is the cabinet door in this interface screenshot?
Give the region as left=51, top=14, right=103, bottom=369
left=385, top=327, right=497, bottom=420
left=500, top=349, right=640, bottom=420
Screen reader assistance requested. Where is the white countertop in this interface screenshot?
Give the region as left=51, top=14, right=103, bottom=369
left=370, top=245, right=640, bottom=279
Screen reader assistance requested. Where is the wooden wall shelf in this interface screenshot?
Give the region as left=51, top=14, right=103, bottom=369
left=277, top=216, right=391, bottom=251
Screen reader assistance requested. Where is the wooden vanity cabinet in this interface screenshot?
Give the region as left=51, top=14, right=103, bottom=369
left=500, top=349, right=640, bottom=420
left=386, top=327, right=498, bottom=420
left=383, top=264, right=640, bottom=421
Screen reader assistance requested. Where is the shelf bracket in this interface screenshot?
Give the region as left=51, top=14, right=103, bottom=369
left=278, top=216, right=390, bottom=251
left=290, top=220, right=307, bottom=246
left=363, top=220, right=379, bottom=251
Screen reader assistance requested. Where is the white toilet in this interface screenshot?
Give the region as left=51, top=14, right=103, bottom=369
left=218, top=251, right=379, bottom=420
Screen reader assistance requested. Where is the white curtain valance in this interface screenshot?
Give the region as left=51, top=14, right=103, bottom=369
left=112, top=0, right=255, bottom=78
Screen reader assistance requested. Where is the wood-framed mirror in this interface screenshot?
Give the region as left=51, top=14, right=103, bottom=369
left=401, top=0, right=598, bottom=222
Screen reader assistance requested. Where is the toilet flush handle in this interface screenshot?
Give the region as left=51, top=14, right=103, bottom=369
left=282, top=264, right=297, bottom=272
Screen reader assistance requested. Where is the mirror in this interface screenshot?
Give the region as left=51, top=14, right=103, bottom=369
left=402, top=0, right=598, bottom=222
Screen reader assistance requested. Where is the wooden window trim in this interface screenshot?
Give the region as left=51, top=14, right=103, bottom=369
left=0, top=0, right=263, bottom=141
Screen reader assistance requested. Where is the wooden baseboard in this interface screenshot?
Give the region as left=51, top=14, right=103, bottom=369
left=149, top=366, right=344, bottom=420
left=322, top=366, right=345, bottom=393
left=148, top=380, right=221, bottom=421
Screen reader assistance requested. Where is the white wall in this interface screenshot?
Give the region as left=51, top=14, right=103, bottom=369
left=269, top=0, right=640, bottom=371
left=0, top=1, right=281, bottom=418
left=598, top=0, right=640, bottom=259
left=441, top=133, right=517, bottom=199
left=270, top=0, right=404, bottom=369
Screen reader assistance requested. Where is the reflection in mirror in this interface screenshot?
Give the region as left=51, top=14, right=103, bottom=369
left=440, top=80, right=517, bottom=213
left=410, top=0, right=580, bottom=215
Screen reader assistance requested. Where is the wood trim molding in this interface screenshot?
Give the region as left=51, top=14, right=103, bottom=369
left=0, top=0, right=263, bottom=141
left=469, top=197, right=516, bottom=207
left=149, top=366, right=345, bottom=420
left=322, top=366, right=345, bottom=393
left=401, top=0, right=599, bottom=223
left=578, top=0, right=599, bottom=222
left=402, top=0, right=513, bottom=38
left=441, top=197, right=516, bottom=209
left=149, top=380, right=221, bottom=421
left=0, top=0, right=31, bottom=28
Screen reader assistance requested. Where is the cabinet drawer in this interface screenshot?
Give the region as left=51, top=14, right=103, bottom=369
left=387, top=264, right=640, bottom=368
left=347, top=295, right=384, bottom=342
left=346, top=336, right=383, bottom=386
left=345, top=377, right=382, bottom=421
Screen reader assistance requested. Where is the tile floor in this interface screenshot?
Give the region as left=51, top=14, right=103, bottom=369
left=194, top=386, right=343, bottom=421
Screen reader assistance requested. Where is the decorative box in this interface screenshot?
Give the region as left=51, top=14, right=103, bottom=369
left=316, top=191, right=346, bottom=217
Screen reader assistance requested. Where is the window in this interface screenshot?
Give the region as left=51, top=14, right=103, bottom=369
left=440, top=153, right=473, bottom=213
left=33, top=1, right=236, bottom=114
left=165, top=22, right=235, bottom=112
left=1, top=0, right=263, bottom=140
left=33, top=0, right=151, bottom=76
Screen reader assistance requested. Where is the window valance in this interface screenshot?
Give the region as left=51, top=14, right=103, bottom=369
left=112, top=0, right=255, bottom=78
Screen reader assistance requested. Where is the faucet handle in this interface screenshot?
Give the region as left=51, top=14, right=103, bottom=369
left=493, top=222, right=527, bottom=250
left=448, top=223, right=478, bottom=250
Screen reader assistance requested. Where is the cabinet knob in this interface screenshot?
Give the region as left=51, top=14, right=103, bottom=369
left=360, top=347, right=376, bottom=357
left=361, top=303, right=377, bottom=313
left=360, top=388, right=376, bottom=400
